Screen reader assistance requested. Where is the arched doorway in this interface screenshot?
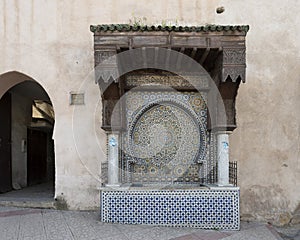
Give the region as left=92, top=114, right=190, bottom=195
left=0, top=72, right=55, bottom=204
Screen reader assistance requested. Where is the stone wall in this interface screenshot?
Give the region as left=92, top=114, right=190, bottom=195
left=0, top=0, right=299, bottom=224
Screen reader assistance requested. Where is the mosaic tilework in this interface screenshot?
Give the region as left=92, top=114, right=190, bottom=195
left=125, top=91, right=207, bottom=124
left=100, top=188, right=240, bottom=230
left=122, top=91, right=208, bottom=184
left=131, top=103, right=201, bottom=183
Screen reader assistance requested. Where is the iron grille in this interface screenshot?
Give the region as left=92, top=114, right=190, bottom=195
left=229, top=161, right=238, bottom=186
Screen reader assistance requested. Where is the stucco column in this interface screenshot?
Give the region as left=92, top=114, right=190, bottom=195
left=217, top=131, right=230, bottom=186
left=107, top=132, right=120, bottom=186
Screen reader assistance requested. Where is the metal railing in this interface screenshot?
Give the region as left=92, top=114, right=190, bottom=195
left=229, top=161, right=238, bottom=186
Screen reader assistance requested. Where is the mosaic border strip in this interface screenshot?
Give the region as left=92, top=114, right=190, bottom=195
left=100, top=188, right=240, bottom=230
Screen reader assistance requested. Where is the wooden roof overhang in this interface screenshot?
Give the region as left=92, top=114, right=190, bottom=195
left=90, top=24, right=249, bottom=131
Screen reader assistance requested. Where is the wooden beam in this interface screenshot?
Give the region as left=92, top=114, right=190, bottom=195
left=190, top=47, right=197, bottom=59
left=129, top=38, right=133, bottom=50
left=199, top=38, right=211, bottom=65
left=187, top=47, right=198, bottom=69
left=199, top=48, right=210, bottom=65
left=128, top=47, right=136, bottom=68
left=165, top=48, right=171, bottom=69
left=132, top=36, right=169, bottom=47
left=176, top=47, right=185, bottom=70
left=142, top=47, right=147, bottom=68
left=154, top=47, right=159, bottom=68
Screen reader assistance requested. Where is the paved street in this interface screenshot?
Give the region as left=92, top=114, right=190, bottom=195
left=0, top=206, right=288, bottom=240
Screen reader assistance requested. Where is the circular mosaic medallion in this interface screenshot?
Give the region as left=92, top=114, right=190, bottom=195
left=130, top=102, right=201, bottom=167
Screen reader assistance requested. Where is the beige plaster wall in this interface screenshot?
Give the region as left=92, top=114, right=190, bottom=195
left=0, top=0, right=299, bottom=224
left=217, top=1, right=300, bottom=225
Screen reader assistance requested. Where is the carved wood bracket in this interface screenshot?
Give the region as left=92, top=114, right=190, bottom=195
left=222, top=47, right=246, bottom=83
left=95, top=49, right=119, bottom=83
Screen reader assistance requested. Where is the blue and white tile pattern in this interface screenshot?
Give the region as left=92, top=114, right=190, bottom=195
left=101, top=188, right=240, bottom=230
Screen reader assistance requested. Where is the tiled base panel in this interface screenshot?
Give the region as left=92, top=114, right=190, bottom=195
left=100, top=187, right=240, bottom=230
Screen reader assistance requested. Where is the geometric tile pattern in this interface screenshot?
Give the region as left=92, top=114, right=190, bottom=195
left=130, top=103, right=201, bottom=183
left=125, top=91, right=207, bottom=125
left=122, top=91, right=208, bottom=184
left=101, top=188, right=240, bottom=230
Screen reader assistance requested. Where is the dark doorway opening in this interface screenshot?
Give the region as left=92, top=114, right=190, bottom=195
left=0, top=92, right=12, bottom=193
left=27, top=129, right=48, bottom=186
left=0, top=79, right=55, bottom=206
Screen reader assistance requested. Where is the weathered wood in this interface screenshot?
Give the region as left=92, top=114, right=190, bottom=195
left=165, top=48, right=171, bottom=69
left=187, top=47, right=198, bottom=69
left=190, top=47, right=197, bottom=59
left=199, top=48, right=210, bottom=65
left=222, top=47, right=246, bottom=82
left=129, top=38, right=133, bottom=49
left=94, top=49, right=117, bottom=67
left=176, top=48, right=185, bottom=69
left=172, top=36, right=207, bottom=47
left=217, top=81, right=241, bottom=129
left=154, top=47, right=159, bottom=66
left=221, top=40, right=245, bottom=47
left=132, top=36, right=169, bottom=47
left=142, top=47, right=147, bottom=68
left=124, top=70, right=210, bottom=90
left=94, top=34, right=246, bottom=50
left=94, top=36, right=128, bottom=46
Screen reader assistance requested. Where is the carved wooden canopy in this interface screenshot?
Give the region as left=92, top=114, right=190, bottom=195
left=90, top=24, right=249, bottom=131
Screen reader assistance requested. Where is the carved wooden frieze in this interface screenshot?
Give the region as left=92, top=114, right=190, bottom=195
left=223, top=48, right=245, bottom=65
left=222, top=48, right=246, bottom=83
left=125, top=70, right=209, bottom=89
left=222, top=66, right=245, bottom=83
left=95, top=49, right=119, bottom=83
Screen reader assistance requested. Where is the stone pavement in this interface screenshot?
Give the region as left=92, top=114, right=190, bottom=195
left=0, top=183, right=55, bottom=209
left=0, top=206, right=287, bottom=240
left=275, top=224, right=300, bottom=240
